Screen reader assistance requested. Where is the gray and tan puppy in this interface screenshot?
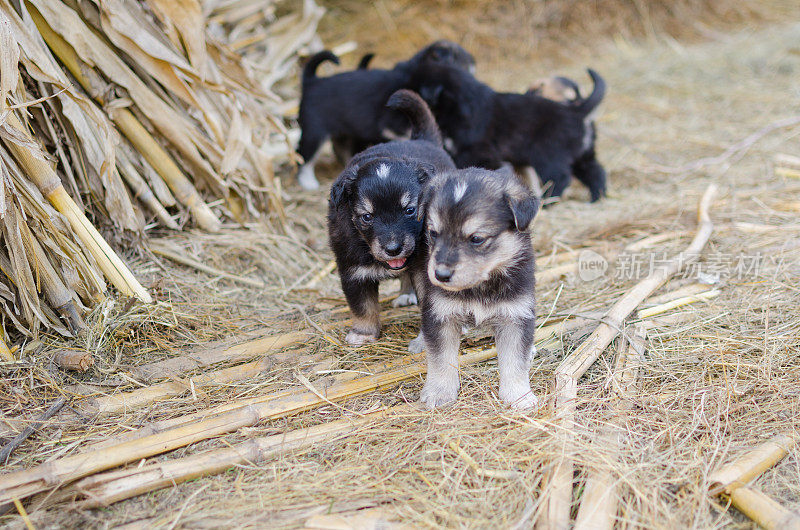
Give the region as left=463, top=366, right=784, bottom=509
left=410, top=166, right=539, bottom=409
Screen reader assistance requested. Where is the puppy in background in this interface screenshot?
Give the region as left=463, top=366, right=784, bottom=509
left=357, top=40, right=476, bottom=74
left=528, top=73, right=606, bottom=201
left=328, top=90, right=455, bottom=346
left=297, top=41, right=474, bottom=190
left=410, top=65, right=606, bottom=202
left=410, top=167, right=539, bottom=409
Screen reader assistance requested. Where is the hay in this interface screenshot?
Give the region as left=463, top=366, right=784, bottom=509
left=1, top=1, right=800, bottom=528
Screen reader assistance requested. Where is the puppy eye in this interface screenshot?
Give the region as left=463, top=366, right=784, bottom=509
left=404, top=206, right=416, bottom=216
left=469, top=235, right=486, bottom=246
left=429, top=230, right=439, bottom=240
left=361, top=213, right=373, bottom=223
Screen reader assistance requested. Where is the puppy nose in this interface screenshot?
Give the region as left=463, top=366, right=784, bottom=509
left=434, top=267, right=453, bottom=282
left=384, top=241, right=402, bottom=256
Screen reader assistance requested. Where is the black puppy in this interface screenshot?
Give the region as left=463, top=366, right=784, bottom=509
left=410, top=65, right=607, bottom=202
left=356, top=41, right=476, bottom=74
left=328, top=90, right=455, bottom=346
left=528, top=74, right=606, bottom=201
left=297, top=41, right=474, bottom=190
left=410, top=166, right=540, bottom=409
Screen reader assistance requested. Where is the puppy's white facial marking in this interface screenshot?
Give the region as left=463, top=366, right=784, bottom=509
left=400, top=192, right=411, bottom=207
left=453, top=181, right=468, bottom=202
left=376, top=164, right=389, bottom=179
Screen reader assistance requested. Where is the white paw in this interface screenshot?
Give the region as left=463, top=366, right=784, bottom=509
left=419, top=374, right=459, bottom=409
left=345, top=329, right=378, bottom=347
left=392, top=292, right=418, bottom=307
left=408, top=333, right=425, bottom=353
left=297, top=166, right=320, bottom=190
left=500, top=386, right=539, bottom=410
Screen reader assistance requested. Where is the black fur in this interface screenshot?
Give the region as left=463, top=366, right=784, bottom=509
left=327, top=90, right=455, bottom=345
left=296, top=41, right=475, bottom=189
left=410, top=65, right=607, bottom=202
left=527, top=71, right=607, bottom=201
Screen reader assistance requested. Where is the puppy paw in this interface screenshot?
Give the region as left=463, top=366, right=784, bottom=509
left=345, top=329, right=378, bottom=347
left=408, top=333, right=425, bottom=353
left=392, top=292, right=418, bottom=307
left=500, top=386, right=539, bottom=410
left=419, top=376, right=459, bottom=409
left=297, top=166, right=320, bottom=190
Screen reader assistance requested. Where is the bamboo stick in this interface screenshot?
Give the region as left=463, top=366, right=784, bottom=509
left=636, top=288, right=719, bottom=319
left=0, top=346, right=497, bottom=504
left=54, top=406, right=409, bottom=509
left=131, top=330, right=309, bottom=381
left=28, top=7, right=221, bottom=233
left=574, top=325, right=646, bottom=530
left=0, top=327, right=14, bottom=362
left=709, top=435, right=797, bottom=496
left=725, top=487, right=800, bottom=530
left=90, top=350, right=426, bottom=450
left=537, top=184, right=717, bottom=530
left=1, top=111, right=150, bottom=303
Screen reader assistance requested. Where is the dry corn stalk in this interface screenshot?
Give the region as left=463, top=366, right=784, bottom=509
left=709, top=434, right=800, bottom=530
left=2, top=111, right=151, bottom=303
left=53, top=349, right=93, bottom=372
left=49, top=406, right=410, bottom=509
left=0, top=345, right=497, bottom=504
left=573, top=324, right=647, bottom=530
left=538, top=184, right=717, bottom=530
left=0, top=326, right=13, bottom=362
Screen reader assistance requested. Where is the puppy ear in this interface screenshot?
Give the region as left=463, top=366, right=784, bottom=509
left=415, top=162, right=436, bottom=184
left=505, top=191, right=539, bottom=231
left=329, top=167, right=358, bottom=209
left=417, top=181, right=434, bottom=221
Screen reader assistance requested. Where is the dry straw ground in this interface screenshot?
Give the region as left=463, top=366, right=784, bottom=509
left=2, top=0, right=800, bottom=528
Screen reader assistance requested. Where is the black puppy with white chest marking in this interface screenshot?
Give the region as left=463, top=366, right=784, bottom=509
left=410, top=65, right=606, bottom=202
left=297, top=41, right=474, bottom=190
left=328, top=90, right=456, bottom=346
left=410, top=166, right=540, bottom=409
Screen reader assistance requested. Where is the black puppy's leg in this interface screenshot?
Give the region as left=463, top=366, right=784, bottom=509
left=297, top=127, right=328, bottom=190
left=330, top=136, right=354, bottom=166
left=341, top=276, right=381, bottom=346
left=572, top=148, right=607, bottom=202
left=494, top=316, right=538, bottom=409
left=392, top=272, right=418, bottom=307
left=419, top=309, right=461, bottom=409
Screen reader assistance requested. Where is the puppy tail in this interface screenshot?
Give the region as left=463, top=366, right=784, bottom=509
left=303, top=51, right=340, bottom=85
left=386, top=89, right=443, bottom=146
left=357, top=53, right=375, bottom=70
left=576, top=69, right=606, bottom=117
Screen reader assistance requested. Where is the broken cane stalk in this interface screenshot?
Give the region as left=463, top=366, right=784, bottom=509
left=537, top=184, right=717, bottom=530
left=0, top=346, right=497, bottom=505
left=573, top=324, right=647, bottom=530
left=49, top=406, right=410, bottom=509
left=709, top=434, right=800, bottom=530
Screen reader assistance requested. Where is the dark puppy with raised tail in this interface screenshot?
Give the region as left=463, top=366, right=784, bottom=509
left=411, top=65, right=607, bottom=202
left=328, top=90, right=455, bottom=346
left=410, top=167, right=540, bottom=409
left=297, top=41, right=474, bottom=190
left=528, top=73, right=606, bottom=201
